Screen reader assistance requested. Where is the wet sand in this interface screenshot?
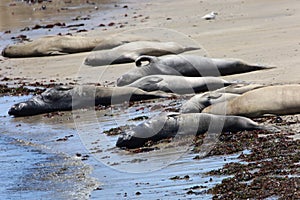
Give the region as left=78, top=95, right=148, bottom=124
left=0, top=0, right=300, bottom=199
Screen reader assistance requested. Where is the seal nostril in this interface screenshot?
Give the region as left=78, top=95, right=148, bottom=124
left=8, top=105, right=17, bottom=115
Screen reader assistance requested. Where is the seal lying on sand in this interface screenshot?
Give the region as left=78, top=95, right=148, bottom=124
left=180, top=83, right=265, bottom=113
left=181, top=92, right=240, bottom=113
left=116, top=112, right=272, bottom=149
left=124, top=75, right=232, bottom=94
left=2, top=34, right=158, bottom=58
left=117, top=55, right=272, bottom=86
left=8, top=85, right=173, bottom=117
left=84, top=41, right=199, bottom=66
left=202, top=84, right=300, bottom=117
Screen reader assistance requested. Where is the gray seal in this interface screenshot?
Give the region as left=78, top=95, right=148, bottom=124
left=84, top=41, right=199, bottom=66
left=2, top=34, right=158, bottom=58
left=8, top=85, right=173, bottom=117
left=202, top=84, right=300, bottom=117
left=117, top=55, right=272, bottom=86
left=125, top=75, right=232, bottom=94
left=116, top=112, right=272, bottom=149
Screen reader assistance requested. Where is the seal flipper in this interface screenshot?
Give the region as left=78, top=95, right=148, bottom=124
left=47, top=51, right=68, bottom=56
left=135, top=55, right=159, bottom=67
left=136, top=77, right=164, bottom=91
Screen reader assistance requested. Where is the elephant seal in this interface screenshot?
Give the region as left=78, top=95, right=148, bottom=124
left=180, top=83, right=265, bottom=113
left=116, top=112, right=271, bottom=149
left=2, top=34, right=158, bottom=58
left=84, top=41, right=199, bottom=66
left=8, top=85, right=173, bottom=117
left=180, top=92, right=240, bottom=113
left=116, top=55, right=272, bottom=86
left=202, top=84, right=300, bottom=117
left=124, top=75, right=232, bottom=94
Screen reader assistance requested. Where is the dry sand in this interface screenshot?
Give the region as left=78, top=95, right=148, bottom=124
left=0, top=0, right=299, bottom=85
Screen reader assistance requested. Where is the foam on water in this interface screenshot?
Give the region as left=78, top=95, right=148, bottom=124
left=0, top=96, right=99, bottom=199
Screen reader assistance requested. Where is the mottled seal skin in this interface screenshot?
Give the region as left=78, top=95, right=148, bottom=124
left=84, top=41, right=199, bottom=66
left=180, top=83, right=265, bottom=113
left=2, top=34, right=158, bottom=58
left=8, top=85, right=172, bottom=117
left=125, top=75, right=232, bottom=94
left=117, top=55, right=272, bottom=86
left=202, top=84, right=300, bottom=117
left=116, top=112, right=269, bottom=149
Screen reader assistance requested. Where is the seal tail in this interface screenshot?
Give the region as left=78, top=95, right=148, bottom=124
left=135, top=55, right=158, bottom=67
left=256, top=124, right=281, bottom=133
left=184, top=46, right=201, bottom=52
left=248, top=64, right=276, bottom=71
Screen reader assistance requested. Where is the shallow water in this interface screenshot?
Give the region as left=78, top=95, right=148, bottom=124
left=0, top=95, right=246, bottom=199
left=0, top=0, right=130, bottom=53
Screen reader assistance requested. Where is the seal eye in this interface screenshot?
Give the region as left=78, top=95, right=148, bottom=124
left=43, top=93, right=52, bottom=100
left=18, top=103, right=26, bottom=110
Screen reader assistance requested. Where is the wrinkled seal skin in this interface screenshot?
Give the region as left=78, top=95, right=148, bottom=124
left=2, top=34, right=158, bottom=58
left=84, top=41, right=199, bottom=66
left=180, top=83, right=265, bottom=113
left=116, top=112, right=269, bottom=149
left=8, top=85, right=172, bottom=117
left=202, top=84, right=300, bottom=117
left=124, top=75, right=232, bottom=94
left=117, top=55, right=272, bottom=86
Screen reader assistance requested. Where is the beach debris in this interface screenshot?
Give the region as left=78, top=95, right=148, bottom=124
left=72, top=15, right=91, bottom=21
left=20, top=27, right=30, bottom=31
left=11, top=34, right=30, bottom=42
left=65, top=23, right=85, bottom=28
left=202, top=11, right=218, bottom=20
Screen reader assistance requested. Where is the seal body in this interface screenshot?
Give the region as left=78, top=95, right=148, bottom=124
left=202, top=84, right=300, bottom=117
left=8, top=85, right=172, bottom=117
left=84, top=41, right=199, bottom=66
left=2, top=34, right=158, bottom=58
left=125, top=75, right=232, bottom=94
left=117, top=55, right=271, bottom=86
left=181, top=92, right=240, bottom=113
left=180, top=83, right=264, bottom=113
left=116, top=112, right=268, bottom=149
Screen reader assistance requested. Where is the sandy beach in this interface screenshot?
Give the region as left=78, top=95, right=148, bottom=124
left=0, top=0, right=299, bottom=199
left=1, top=0, right=299, bottom=85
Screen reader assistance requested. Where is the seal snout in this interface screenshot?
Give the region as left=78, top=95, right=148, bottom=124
left=84, top=57, right=92, bottom=66
left=8, top=101, right=40, bottom=117
left=116, top=131, right=147, bottom=149
left=116, top=132, right=133, bottom=148
left=8, top=102, right=26, bottom=116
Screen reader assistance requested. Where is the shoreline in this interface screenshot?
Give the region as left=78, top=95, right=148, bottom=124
left=0, top=0, right=299, bottom=199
